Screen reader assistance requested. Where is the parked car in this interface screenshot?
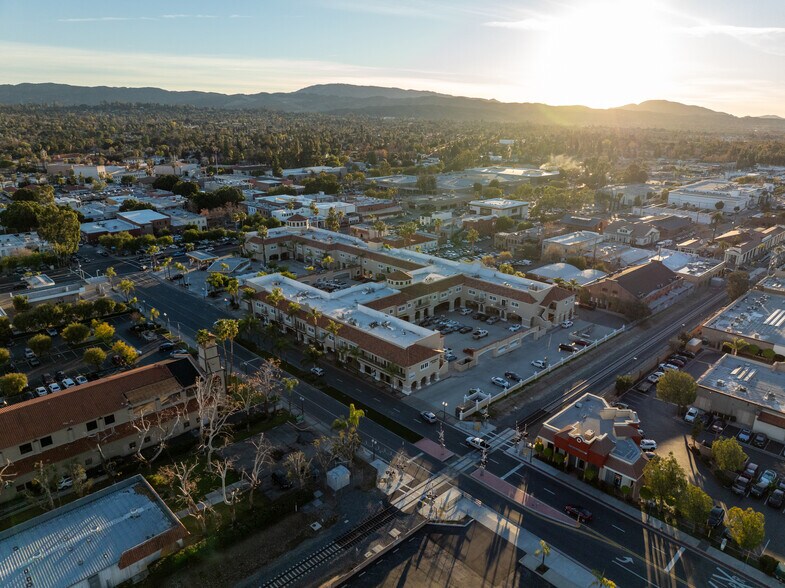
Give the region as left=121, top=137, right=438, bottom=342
left=679, top=350, right=697, bottom=359
left=573, top=339, right=591, bottom=347
left=561, top=320, right=574, bottom=328
left=485, top=316, right=500, bottom=325
left=710, top=418, right=726, bottom=434
left=466, top=436, right=491, bottom=451
left=24, top=348, right=35, bottom=359
left=684, top=407, right=700, bottom=423
left=737, top=429, right=752, bottom=443
left=564, top=504, right=593, bottom=523
left=35, top=386, right=48, bottom=397
left=420, top=411, right=438, bottom=424
left=659, top=363, right=679, bottom=371
left=743, top=463, right=760, bottom=480
left=647, top=372, right=664, bottom=384
left=158, top=342, right=176, bottom=352
left=41, top=373, right=55, bottom=385
left=459, top=307, right=472, bottom=315
left=170, top=350, right=190, bottom=359
left=707, top=505, right=725, bottom=528
left=732, top=475, right=752, bottom=496
left=640, top=439, right=657, bottom=451
left=61, top=378, right=76, bottom=389
left=508, top=324, right=522, bottom=332
left=459, top=326, right=474, bottom=334
left=48, top=383, right=61, bottom=393
left=667, top=358, right=686, bottom=368
left=55, top=371, right=65, bottom=380
left=752, top=432, right=768, bottom=448
left=472, top=329, right=489, bottom=340
left=558, top=343, right=576, bottom=352
left=45, top=327, right=58, bottom=337
left=768, top=488, right=785, bottom=509
left=75, top=375, right=88, bottom=385
left=531, top=359, right=547, bottom=369
left=504, top=371, right=522, bottom=382
left=29, top=357, right=40, bottom=367
left=751, top=469, right=779, bottom=498
left=491, top=376, right=510, bottom=388
left=310, top=367, right=325, bottom=377
left=271, top=470, right=293, bottom=490
left=445, top=353, right=458, bottom=362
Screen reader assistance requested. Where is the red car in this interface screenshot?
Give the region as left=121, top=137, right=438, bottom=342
left=564, top=504, right=593, bottom=523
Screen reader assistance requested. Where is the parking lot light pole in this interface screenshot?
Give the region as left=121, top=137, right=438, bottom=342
left=442, top=401, right=448, bottom=421
left=300, top=396, right=305, bottom=417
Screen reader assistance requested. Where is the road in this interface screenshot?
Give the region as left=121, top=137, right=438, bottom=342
left=124, top=271, right=767, bottom=587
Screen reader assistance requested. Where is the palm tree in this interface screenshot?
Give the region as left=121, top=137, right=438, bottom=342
left=322, top=255, right=334, bottom=271
left=213, top=319, right=239, bottom=376
left=257, top=225, right=269, bottom=263
left=286, top=302, right=301, bottom=331
left=118, top=279, right=135, bottom=302
left=146, top=245, right=160, bottom=268
left=466, top=228, right=480, bottom=250
left=161, top=257, right=173, bottom=279
left=711, top=211, right=723, bottom=242
left=325, top=320, right=342, bottom=354
left=307, top=306, right=322, bottom=343
left=728, top=337, right=748, bottom=356
left=226, top=278, right=240, bottom=306
left=266, top=288, right=284, bottom=323
left=433, top=218, right=442, bottom=234
left=149, top=307, right=160, bottom=324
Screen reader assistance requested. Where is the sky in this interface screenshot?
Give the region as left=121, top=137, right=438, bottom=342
left=1, top=0, right=785, bottom=116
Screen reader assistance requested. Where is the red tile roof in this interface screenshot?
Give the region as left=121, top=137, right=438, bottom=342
left=118, top=517, right=189, bottom=569
left=541, top=286, right=574, bottom=306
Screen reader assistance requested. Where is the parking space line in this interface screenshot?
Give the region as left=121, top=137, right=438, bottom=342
left=664, top=547, right=685, bottom=572
left=542, top=487, right=555, bottom=495
left=612, top=524, right=626, bottom=533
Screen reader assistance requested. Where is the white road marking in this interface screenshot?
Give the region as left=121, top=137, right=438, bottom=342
left=489, top=458, right=500, bottom=465
left=336, top=378, right=344, bottom=383
left=612, top=560, right=658, bottom=586
left=501, top=463, right=524, bottom=480
left=664, top=547, right=684, bottom=572
left=612, top=524, right=626, bottom=533
left=393, top=408, right=400, bottom=413
left=542, top=487, right=555, bottom=495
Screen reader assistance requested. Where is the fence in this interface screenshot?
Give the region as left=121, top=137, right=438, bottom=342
left=457, top=324, right=626, bottom=420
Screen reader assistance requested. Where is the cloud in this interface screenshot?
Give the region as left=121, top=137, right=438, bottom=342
left=484, top=17, right=553, bottom=31
left=160, top=14, right=219, bottom=19
left=58, top=14, right=223, bottom=23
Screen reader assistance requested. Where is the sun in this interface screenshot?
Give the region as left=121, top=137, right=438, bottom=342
left=525, top=1, right=678, bottom=108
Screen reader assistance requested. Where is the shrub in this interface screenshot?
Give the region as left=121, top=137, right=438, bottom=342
left=746, top=344, right=760, bottom=356
left=583, top=465, right=598, bottom=482
left=761, top=348, right=776, bottom=361
left=543, top=447, right=554, bottom=461
left=552, top=453, right=565, bottom=467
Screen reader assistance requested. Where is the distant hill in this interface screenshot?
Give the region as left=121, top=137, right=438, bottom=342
left=1, top=82, right=784, bottom=133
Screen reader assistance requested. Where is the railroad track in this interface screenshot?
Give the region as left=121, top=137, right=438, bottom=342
left=261, top=505, right=399, bottom=588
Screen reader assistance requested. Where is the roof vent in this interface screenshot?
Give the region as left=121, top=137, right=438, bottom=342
left=716, top=379, right=725, bottom=387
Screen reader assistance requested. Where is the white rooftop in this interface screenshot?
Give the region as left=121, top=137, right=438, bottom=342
left=704, top=290, right=785, bottom=352
left=0, top=476, right=182, bottom=588
left=469, top=198, right=528, bottom=209
left=652, top=248, right=724, bottom=278
left=117, top=209, right=170, bottom=224
left=697, top=354, right=785, bottom=415
left=543, top=231, right=604, bottom=247
left=247, top=274, right=436, bottom=348
left=533, top=263, right=607, bottom=285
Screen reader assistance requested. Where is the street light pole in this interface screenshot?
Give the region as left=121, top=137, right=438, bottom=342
left=442, top=401, right=448, bottom=422
left=300, top=396, right=305, bottom=417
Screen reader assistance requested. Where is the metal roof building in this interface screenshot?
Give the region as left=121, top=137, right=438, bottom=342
left=0, top=475, right=187, bottom=588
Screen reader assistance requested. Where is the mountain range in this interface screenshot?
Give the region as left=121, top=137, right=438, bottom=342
left=0, top=82, right=783, bottom=133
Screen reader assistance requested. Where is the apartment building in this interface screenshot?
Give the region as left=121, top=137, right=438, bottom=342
left=0, top=357, right=205, bottom=504
left=242, top=226, right=574, bottom=394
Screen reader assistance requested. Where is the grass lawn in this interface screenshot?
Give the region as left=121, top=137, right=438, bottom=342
left=232, top=410, right=291, bottom=442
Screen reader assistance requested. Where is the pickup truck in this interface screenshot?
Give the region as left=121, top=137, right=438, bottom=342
left=732, top=475, right=751, bottom=496
left=472, top=329, right=489, bottom=340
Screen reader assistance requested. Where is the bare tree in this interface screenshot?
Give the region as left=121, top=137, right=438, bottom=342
left=213, top=456, right=240, bottom=522
left=131, top=406, right=183, bottom=468
left=243, top=434, right=275, bottom=508
left=312, top=436, right=335, bottom=473
left=330, top=428, right=361, bottom=467
left=195, top=375, right=239, bottom=470
left=284, top=450, right=312, bottom=488
left=247, top=358, right=284, bottom=416
left=160, top=461, right=216, bottom=533
left=27, top=461, right=57, bottom=511
left=0, top=457, right=16, bottom=490
left=68, top=462, right=92, bottom=497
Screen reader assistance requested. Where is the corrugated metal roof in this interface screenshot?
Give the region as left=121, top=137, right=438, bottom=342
left=0, top=476, right=184, bottom=588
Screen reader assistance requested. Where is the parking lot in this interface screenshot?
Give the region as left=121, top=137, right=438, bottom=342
left=405, top=308, right=622, bottom=415
left=4, top=313, right=185, bottom=405
left=617, top=356, right=785, bottom=558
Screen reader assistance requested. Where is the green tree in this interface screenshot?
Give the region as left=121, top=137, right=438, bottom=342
left=615, top=374, right=634, bottom=393
left=83, top=347, right=107, bottom=371
left=0, top=372, right=28, bottom=396
left=27, top=334, right=52, bottom=356
left=104, top=266, right=116, bottom=287
left=206, top=272, right=227, bottom=293
left=677, top=484, right=713, bottom=532
left=726, top=271, right=750, bottom=302
left=12, top=295, right=30, bottom=313
left=712, top=437, right=748, bottom=472
left=535, top=539, right=551, bottom=569
left=396, top=221, right=418, bottom=247
left=111, top=340, right=138, bottom=366
left=494, top=216, right=515, bottom=231
left=325, top=207, right=341, bottom=232
left=305, top=345, right=323, bottom=367
left=62, top=322, right=90, bottom=344
left=117, top=279, right=135, bottom=302
left=466, top=228, right=480, bottom=248
left=91, top=320, right=115, bottom=343
left=0, top=347, right=10, bottom=368
left=726, top=507, right=765, bottom=560
left=213, top=318, right=239, bottom=376
left=36, top=206, right=81, bottom=261
left=0, top=201, right=43, bottom=231
left=643, top=452, right=687, bottom=511
left=655, top=370, right=697, bottom=412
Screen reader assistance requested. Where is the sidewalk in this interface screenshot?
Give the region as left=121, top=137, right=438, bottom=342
left=511, top=446, right=774, bottom=588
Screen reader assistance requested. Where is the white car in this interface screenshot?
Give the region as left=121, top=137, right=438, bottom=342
left=61, top=378, right=76, bottom=389
left=640, top=439, right=658, bottom=451
left=35, top=386, right=48, bottom=397
left=647, top=371, right=665, bottom=383
left=459, top=307, right=472, bottom=315
left=659, top=363, right=679, bottom=371
left=561, top=320, right=574, bottom=328
left=75, top=375, right=89, bottom=385
left=531, top=359, right=548, bottom=369
left=684, top=407, right=700, bottom=423
left=310, top=367, right=325, bottom=377
left=48, top=383, right=61, bottom=393
left=508, top=324, right=522, bottom=332
left=491, top=376, right=510, bottom=388
left=466, top=436, right=491, bottom=451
